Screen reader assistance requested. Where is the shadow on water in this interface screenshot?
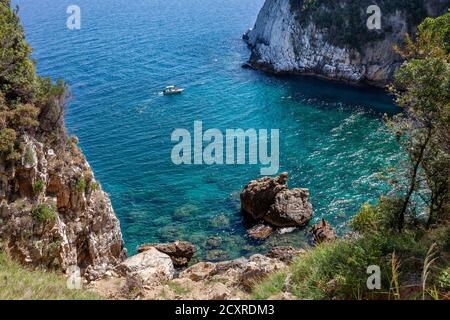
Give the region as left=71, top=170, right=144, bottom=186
left=253, top=70, right=401, bottom=116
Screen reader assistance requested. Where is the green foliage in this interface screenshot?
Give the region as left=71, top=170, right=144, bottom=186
left=23, top=145, right=34, bottom=166
left=350, top=197, right=403, bottom=234
left=0, top=0, right=36, bottom=104
left=253, top=233, right=428, bottom=299
left=0, top=252, right=102, bottom=300
left=388, top=11, right=450, bottom=229
left=252, top=272, right=287, bottom=300
left=0, top=0, right=69, bottom=163
left=32, top=179, right=45, bottom=195
left=436, top=267, right=450, bottom=291
left=90, top=182, right=99, bottom=191
left=0, top=127, right=16, bottom=155
left=289, top=0, right=427, bottom=49
left=75, top=176, right=87, bottom=193
left=31, top=204, right=56, bottom=224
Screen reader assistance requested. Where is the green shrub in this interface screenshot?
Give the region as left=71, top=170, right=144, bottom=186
left=350, top=197, right=403, bottom=235
left=31, top=204, right=56, bottom=223
left=32, top=179, right=45, bottom=195
left=0, top=128, right=17, bottom=159
left=23, top=145, right=35, bottom=166
left=436, top=268, right=450, bottom=291
left=252, top=272, right=287, bottom=300
left=90, top=182, right=98, bottom=191
left=75, top=176, right=86, bottom=193
left=253, top=232, right=427, bottom=300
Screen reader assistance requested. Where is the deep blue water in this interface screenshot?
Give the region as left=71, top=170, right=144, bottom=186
left=15, top=0, right=401, bottom=260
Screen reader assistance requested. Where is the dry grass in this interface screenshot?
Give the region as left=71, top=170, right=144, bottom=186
left=0, top=252, right=103, bottom=300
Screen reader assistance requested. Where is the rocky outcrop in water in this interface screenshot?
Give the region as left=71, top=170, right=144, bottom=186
left=241, top=172, right=313, bottom=228
left=0, top=134, right=126, bottom=279
left=310, top=219, right=336, bottom=244
left=244, top=0, right=448, bottom=86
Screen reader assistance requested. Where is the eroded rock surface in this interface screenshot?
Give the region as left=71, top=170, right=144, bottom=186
left=241, top=172, right=313, bottom=228
left=118, top=247, right=175, bottom=285
left=266, top=246, right=305, bottom=263
left=311, top=219, right=336, bottom=244
left=91, top=252, right=290, bottom=300
left=138, top=241, right=196, bottom=267
left=0, top=135, right=126, bottom=279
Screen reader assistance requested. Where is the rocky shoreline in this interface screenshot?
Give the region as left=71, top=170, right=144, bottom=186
left=85, top=173, right=336, bottom=300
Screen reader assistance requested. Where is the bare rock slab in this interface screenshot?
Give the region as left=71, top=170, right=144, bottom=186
left=118, top=247, right=175, bottom=285
left=138, top=240, right=196, bottom=267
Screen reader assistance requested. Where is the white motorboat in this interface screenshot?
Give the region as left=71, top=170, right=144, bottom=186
left=163, top=85, right=184, bottom=95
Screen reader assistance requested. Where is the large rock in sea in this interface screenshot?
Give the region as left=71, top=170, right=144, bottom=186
left=240, top=173, right=313, bottom=227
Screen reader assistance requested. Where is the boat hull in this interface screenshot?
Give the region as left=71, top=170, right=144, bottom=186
left=163, top=89, right=184, bottom=95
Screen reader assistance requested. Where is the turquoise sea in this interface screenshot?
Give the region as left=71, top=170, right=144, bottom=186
left=15, top=0, right=401, bottom=260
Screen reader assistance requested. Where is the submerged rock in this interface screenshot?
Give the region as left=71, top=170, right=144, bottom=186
left=206, top=236, right=223, bottom=249
left=240, top=172, right=313, bottom=228
left=208, top=214, right=230, bottom=228
left=207, top=249, right=229, bottom=262
left=173, top=203, right=199, bottom=220
left=247, top=224, right=274, bottom=240
left=310, top=219, right=336, bottom=244
left=138, top=241, right=196, bottom=267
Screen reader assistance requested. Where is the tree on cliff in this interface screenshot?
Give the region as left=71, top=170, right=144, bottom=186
left=388, top=11, right=450, bottom=231
left=0, top=0, right=68, bottom=161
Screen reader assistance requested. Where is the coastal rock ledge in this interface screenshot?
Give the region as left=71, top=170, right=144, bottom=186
left=240, top=172, right=313, bottom=228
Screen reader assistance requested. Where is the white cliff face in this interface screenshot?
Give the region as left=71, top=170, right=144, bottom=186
left=245, top=0, right=417, bottom=85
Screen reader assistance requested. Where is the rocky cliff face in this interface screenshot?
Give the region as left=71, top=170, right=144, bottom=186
left=244, top=0, right=449, bottom=86
left=0, top=134, right=126, bottom=279
left=0, top=0, right=126, bottom=281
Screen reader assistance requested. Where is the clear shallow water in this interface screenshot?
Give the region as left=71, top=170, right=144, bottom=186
left=16, top=0, right=401, bottom=260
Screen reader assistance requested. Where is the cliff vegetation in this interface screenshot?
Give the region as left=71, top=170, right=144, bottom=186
left=0, top=0, right=126, bottom=286
left=253, top=11, right=450, bottom=300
